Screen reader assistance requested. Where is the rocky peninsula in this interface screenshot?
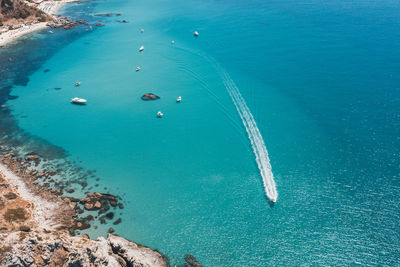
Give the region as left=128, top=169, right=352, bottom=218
left=0, top=149, right=202, bottom=266
left=0, top=161, right=169, bottom=266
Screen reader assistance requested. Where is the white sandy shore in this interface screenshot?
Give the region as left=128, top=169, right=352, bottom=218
left=0, top=162, right=61, bottom=230
left=0, top=0, right=75, bottom=46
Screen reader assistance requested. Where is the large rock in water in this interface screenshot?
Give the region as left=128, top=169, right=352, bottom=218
left=141, top=93, right=160, bottom=100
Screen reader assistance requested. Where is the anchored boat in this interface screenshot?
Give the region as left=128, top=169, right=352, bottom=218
left=71, top=97, right=87, bottom=105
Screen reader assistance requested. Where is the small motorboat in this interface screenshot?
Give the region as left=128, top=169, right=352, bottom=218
left=71, top=97, right=87, bottom=105
left=156, top=111, right=164, bottom=118
left=171, top=40, right=175, bottom=44
left=136, top=66, right=141, bottom=71
left=49, top=30, right=54, bottom=34
left=75, top=82, right=81, bottom=86
left=194, top=31, right=199, bottom=37
left=140, top=29, right=144, bottom=33
left=177, top=96, right=182, bottom=102
left=139, top=45, right=144, bottom=51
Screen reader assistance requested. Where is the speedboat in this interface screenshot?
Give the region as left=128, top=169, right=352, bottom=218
left=49, top=30, right=53, bottom=34
left=177, top=96, right=182, bottom=102
left=156, top=111, right=164, bottom=118
left=71, top=97, right=87, bottom=105
left=140, top=29, right=144, bottom=33
left=136, top=66, right=140, bottom=71
left=139, top=45, right=144, bottom=51
left=75, top=82, right=81, bottom=86
left=194, top=31, right=199, bottom=37
left=171, top=40, right=175, bottom=44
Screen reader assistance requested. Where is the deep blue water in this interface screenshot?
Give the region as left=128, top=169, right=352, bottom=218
left=1, top=0, right=400, bottom=265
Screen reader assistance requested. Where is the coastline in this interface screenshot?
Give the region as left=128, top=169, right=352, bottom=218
left=0, top=158, right=169, bottom=266
left=0, top=0, right=75, bottom=47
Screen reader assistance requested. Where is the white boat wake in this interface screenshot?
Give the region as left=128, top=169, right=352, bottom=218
left=221, top=70, right=278, bottom=203
left=173, top=46, right=278, bottom=202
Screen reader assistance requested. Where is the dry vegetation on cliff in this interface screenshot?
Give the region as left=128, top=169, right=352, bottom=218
left=0, top=0, right=50, bottom=26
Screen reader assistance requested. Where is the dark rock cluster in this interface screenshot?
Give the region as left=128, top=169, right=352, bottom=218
left=184, top=254, right=203, bottom=267
left=1, top=152, right=123, bottom=235
left=47, top=16, right=76, bottom=29
left=141, top=93, right=160, bottom=100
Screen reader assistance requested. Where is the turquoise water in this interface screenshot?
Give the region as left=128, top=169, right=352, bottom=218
left=2, top=0, right=400, bottom=265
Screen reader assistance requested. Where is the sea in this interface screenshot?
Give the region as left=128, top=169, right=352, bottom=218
left=0, top=0, right=399, bottom=265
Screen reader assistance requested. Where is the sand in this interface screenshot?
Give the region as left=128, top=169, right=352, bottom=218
left=0, top=0, right=75, bottom=47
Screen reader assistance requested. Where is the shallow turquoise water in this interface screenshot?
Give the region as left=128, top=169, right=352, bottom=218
left=2, top=0, right=400, bottom=265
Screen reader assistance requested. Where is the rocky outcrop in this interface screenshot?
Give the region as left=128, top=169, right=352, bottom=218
left=108, top=234, right=168, bottom=266
left=184, top=254, right=203, bottom=267
left=141, top=93, right=160, bottom=100
left=47, top=16, right=75, bottom=29
left=0, top=233, right=168, bottom=267
left=0, top=150, right=202, bottom=267
left=0, top=161, right=169, bottom=267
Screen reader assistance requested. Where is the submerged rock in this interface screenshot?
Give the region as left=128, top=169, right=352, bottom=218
left=76, top=19, right=89, bottom=25
left=141, top=93, right=160, bottom=100
left=184, top=254, right=203, bottom=267
left=105, top=212, right=114, bottom=220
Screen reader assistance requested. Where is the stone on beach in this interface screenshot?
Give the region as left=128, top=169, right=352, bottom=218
left=4, top=191, right=18, bottom=199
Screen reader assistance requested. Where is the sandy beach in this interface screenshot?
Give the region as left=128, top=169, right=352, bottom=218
left=0, top=0, right=74, bottom=47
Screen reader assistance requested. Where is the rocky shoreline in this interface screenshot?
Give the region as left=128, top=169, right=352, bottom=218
left=0, top=154, right=169, bottom=266
left=0, top=150, right=203, bottom=266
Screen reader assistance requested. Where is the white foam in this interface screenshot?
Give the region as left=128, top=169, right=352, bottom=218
left=221, top=71, right=278, bottom=203
left=171, top=46, right=278, bottom=202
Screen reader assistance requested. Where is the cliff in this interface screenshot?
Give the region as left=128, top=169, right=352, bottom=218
left=0, top=0, right=50, bottom=26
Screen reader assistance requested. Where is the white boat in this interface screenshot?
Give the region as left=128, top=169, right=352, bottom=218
left=171, top=40, right=175, bottom=44
left=141, top=29, right=144, bottom=33
left=71, top=97, right=87, bottom=105
left=156, top=111, right=164, bottom=118
left=75, top=82, right=81, bottom=86
left=177, top=96, right=182, bottom=102
left=139, top=45, right=144, bottom=51
left=49, top=30, right=53, bottom=34
left=194, top=31, right=199, bottom=36
left=136, top=66, right=141, bottom=71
